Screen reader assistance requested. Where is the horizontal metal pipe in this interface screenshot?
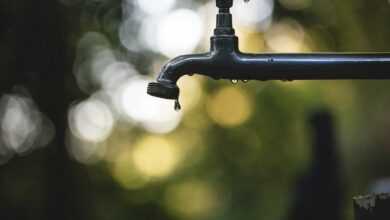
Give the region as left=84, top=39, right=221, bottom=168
left=235, top=53, right=390, bottom=80
left=149, top=38, right=390, bottom=100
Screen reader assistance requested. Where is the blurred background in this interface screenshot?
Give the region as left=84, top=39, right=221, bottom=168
left=1, top=0, right=390, bottom=219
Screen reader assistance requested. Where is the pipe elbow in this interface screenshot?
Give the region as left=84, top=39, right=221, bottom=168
left=157, top=53, right=212, bottom=83
left=148, top=53, right=211, bottom=100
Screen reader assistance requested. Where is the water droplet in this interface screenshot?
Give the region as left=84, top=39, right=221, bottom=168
left=174, top=99, right=181, bottom=111
left=242, top=80, right=249, bottom=83
left=231, top=79, right=238, bottom=84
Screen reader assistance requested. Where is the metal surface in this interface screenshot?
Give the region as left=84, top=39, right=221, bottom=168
left=354, top=193, right=390, bottom=220
left=147, top=0, right=390, bottom=100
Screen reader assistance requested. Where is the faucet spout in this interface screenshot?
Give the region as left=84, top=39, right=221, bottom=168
left=147, top=53, right=212, bottom=100
left=147, top=36, right=240, bottom=100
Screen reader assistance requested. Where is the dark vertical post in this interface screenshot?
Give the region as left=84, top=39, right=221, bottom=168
left=31, top=2, right=88, bottom=220
left=354, top=193, right=390, bottom=220
left=2, top=0, right=87, bottom=219
left=287, top=110, right=344, bottom=220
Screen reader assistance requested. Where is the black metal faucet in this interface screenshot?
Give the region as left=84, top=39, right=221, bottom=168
left=147, top=0, right=390, bottom=107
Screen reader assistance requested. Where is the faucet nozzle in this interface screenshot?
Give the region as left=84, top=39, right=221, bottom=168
left=147, top=82, right=179, bottom=100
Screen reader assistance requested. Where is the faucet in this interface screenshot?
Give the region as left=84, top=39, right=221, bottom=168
left=147, top=0, right=390, bottom=109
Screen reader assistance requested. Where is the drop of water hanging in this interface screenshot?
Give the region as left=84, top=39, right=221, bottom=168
left=242, top=80, right=249, bottom=83
left=174, top=99, right=181, bottom=111
left=231, top=79, right=238, bottom=84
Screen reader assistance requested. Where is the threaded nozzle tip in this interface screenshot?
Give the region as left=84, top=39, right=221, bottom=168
left=147, top=82, right=179, bottom=100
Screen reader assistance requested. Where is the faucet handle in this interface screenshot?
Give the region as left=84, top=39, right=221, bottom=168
left=216, top=0, right=233, bottom=8
left=216, top=0, right=251, bottom=9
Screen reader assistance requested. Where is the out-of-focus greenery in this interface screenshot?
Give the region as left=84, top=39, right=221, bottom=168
left=2, top=0, right=390, bottom=220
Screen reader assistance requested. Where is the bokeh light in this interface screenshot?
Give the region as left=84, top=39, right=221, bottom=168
left=112, top=136, right=181, bottom=189
left=207, top=86, right=253, bottom=127
left=132, top=136, right=180, bottom=178
left=237, top=27, right=266, bottom=53
left=119, top=18, right=141, bottom=52
left=369, top=178, right=390, bottom=194
left=74, top=32, right=117, bottom=92
left=91, top=49, right=117, bottom=86
left=138, top=17, right=160, bottom=50
left=100, top=61, right=138, bottom=90
left=232, top=0, right=274, bottom=30
left=0, top=93, right=54, bottom=164
left=1, top=96, right=38, bottom=153
left=177, top=76, right=204, bottom=111
left=135, top=0, right=176, bottom=15
left=265, top=20, right=308, bottom=52
left=157, top=9, right=203, bottom=58
left=164, top=180, right=221, bottom=219
left=67, top=136, right=107, bottom=164
left=112, top=147, right=149, bottom=190
left=69, top=99, right=115, bottom=143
